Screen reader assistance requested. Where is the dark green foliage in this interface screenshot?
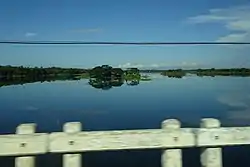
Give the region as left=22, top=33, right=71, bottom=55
left=190, top=68, right=250, bottom=77
left=0, top=65, right=88, bottom=87
left=160, top=69, right=186, bottom=78
left=159, top=68, right=250, bottom=77
left=125, top=80, right=140, bottom=86
left=88, top=78, right=124, bottom=90
left=125, top=68, right=140, bottom=74
left=124, top=68, right=141, bottom=80
left=88, top=65, right=142, bottom=89
left=0, top=75, right=81, bottom=87
left=88, top=65, right=125, bottom=90
left=89, top=65, right=124, bottom=79
left=0, top=65, right=88, bottom=79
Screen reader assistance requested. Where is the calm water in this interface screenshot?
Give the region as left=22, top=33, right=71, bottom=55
left=0, top=74, right=250, bottom=167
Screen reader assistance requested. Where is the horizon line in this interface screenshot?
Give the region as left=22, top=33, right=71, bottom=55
left=1, top=41, right=250, bottom=45
left=1, top=65, right=250, bottom=70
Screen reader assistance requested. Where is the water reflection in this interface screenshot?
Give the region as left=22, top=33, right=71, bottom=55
left=88, top=77, right=141, bottom=89
left=88, top=65, right=142, bottom=89
left=0, top=76, right=80, bottom=87
left=0, top=75, right=250, bottom=167
left=125, top=79, right=140, bottom=86
left=89, top=77, right=124, bottom=90
left=0, top=75, right=142, bottom=89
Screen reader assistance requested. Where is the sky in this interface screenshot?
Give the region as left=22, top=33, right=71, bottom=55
left=0, top=0, right=250, bottom=69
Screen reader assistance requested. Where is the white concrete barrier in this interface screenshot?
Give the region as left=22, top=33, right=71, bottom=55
left=0, top=118, right=250, bottom=167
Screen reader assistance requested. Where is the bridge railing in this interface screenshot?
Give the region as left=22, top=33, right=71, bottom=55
left=1, top=118, right=250, bottom=167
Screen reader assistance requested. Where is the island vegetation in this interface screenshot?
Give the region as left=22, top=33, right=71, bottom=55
left=160, top=69, right=186, bottom=78
left=0, top=65, right=88, bottom=87
left=147, top=68, right=250, bottom=78
left=0, top=65, right=89, bottom=78
left=188, top=68, right=250, bottom=77
left=88, top=65, right=142, bottom=90
left=1, top=65, right=250, bottom=87
left=89, top=65, right=124, bottom=79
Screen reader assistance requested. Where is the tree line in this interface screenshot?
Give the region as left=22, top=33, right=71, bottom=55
left=189, top=68, right=250, bottom=77
left=160, top=68, right=250, bottom=77
left=1, top=65, right=249, bottom=87
left=0, top=65, right=142, bottom=88
left=0, top=65, right=89, bottom=79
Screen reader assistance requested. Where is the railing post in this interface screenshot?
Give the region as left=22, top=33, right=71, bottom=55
left=15, top=124, right=36, bottom=167
left=200, top=118, right=222, bottom=167
left=63, top=122, right=82, bottom=167
left=161, top=119, right=182, bottom=167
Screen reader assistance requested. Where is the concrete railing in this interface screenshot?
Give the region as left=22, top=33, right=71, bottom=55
left=1, top=118, right=250, bottom=167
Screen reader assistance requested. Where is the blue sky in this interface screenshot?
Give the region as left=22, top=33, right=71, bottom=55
left=0, top=0, right=250, bottom=69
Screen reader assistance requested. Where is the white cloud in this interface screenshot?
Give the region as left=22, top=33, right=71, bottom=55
left=181, top=62, right=187, bottom=66
left=217, top=95, right=248, bottom=108
left=117, top=62, right=199, bottom=69
left=117, top=63, right=171, bottom=69
left=181, top=61, right=198, bottom=67
left=150, top=64, right=160, bottom=68
left=187, top=4, right=250, bottom=43
left=118, top=63, right=144, bottom=69
left=25, top=32, right=37, bottom=37
left=191, top=62, right=197, bottom=66
left=216, top=33, right=248, bottom=42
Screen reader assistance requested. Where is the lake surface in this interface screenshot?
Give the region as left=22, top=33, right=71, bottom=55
left=0, top=74, right=250, bottom=167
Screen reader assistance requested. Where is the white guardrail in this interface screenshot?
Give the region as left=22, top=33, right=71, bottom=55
left=1, top=118, right=250, bottom=167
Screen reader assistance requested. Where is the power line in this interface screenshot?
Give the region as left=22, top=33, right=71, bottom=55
left=0, top=41, right=250, bottom=45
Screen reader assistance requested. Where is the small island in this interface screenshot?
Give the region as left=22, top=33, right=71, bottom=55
left=88, top=65, right=141, bottom=90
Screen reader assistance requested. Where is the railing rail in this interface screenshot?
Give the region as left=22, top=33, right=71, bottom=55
left=1, top=118, right=250, bottom=167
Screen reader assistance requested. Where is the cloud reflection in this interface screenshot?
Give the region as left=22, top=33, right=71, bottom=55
left=217, top=92, right=250, bottom=123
